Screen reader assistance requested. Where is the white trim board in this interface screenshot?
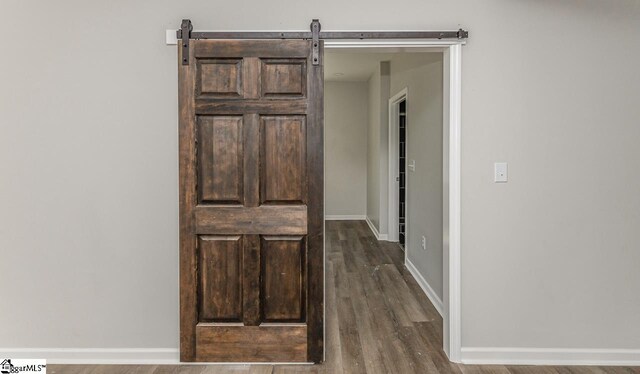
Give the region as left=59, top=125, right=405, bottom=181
left=324, top=215, right=366, bottom=220
left=460, top=347, right=640, bottom=366
left=387, top=88, right=409, bottom=243
left=405, top=258, right=444, bottom=317
left=443, top=43, right=462, bottom=362
left=0, top=348, right=180, bottom=365
left=365, top=216, right=388, bottom=241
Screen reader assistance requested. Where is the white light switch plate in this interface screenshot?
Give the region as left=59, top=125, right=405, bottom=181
left=408, top=160, right=416, bottom=172
left=494, top=162, right=508, bottom=183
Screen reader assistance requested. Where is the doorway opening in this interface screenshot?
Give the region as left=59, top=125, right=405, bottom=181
left=398, top=98, right=407, bottom=250
left=389, top=91, right=409, bottom=250
left=323, top=41, right=463, bottom=362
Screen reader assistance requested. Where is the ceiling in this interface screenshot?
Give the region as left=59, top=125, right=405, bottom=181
left=324, top=52, right=394, bottom=82
left=324, top=50, right=442, bottom=82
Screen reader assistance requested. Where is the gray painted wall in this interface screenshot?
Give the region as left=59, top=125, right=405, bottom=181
left=390, top=54, right=444, bottom=300
left=325, top=81, right=368, bottom=217
left=377, top=63, right=391, bottom=236
left=366, top=62, right=390, bottom=234
left=1, top=0, right=639, bottom=354
left=366, top=67, right=381, bottom=230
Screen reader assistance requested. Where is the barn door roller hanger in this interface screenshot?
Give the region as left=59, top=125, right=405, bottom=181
left=177, top=19, right=469, bottom=66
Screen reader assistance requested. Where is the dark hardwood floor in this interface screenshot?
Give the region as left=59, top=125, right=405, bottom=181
left=50, top=220, right=639, bottom=374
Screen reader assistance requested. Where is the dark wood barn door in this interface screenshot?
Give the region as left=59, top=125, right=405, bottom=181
left=178, top=39, right=324, bottom=363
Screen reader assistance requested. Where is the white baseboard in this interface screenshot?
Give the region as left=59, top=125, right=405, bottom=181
left=460, top=347, right=640, bottom=366
left=0, top=348, right=180, bottom=365
left=365, top=216, right=388, bottom=240
left=404, top=257, right=444, bottom=317
left=324, top=215, right=366, bottom=220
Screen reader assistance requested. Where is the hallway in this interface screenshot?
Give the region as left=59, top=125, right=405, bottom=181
left=50, top=221, right=638, bottom=373
left=324, top=220, right=447, bottom=373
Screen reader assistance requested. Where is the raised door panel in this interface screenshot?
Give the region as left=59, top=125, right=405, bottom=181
left=195, top=325, right=307, bottom=362
left=261, top=59, right=307, bottom=98
left=261, top=236, right=305, bottom=322
left=198, top=236, right=242, bottom=321
left=197, top=59, right=243, bottom=98
left=260, top=116, right=306, bottom=204
left=198, top=116, right=243, bottom=204
left=195, top=206, right=307, bottom=235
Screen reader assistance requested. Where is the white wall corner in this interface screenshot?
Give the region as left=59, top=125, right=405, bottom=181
left=0, top=348, right=180, bottom=365
left=365, top=216, right=388, bottom=241
left=404, top=257, right=444, bottom=317
left=460, top=347, right=640, bottom=366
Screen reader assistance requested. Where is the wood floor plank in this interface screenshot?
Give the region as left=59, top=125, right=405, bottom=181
left=336, top=297, right=367, bottom=374
left=506, top=366, right=560, bottom=374
left=324, top=259, right=345, bottom=374
left=369, top=264, right=414, bottom=327
left=99, top=366, right=159, bottom=374
left=357, top=264, right=416, bottom=374
left=414, top=320, right=445, bottom=352
left=358, top=231, right=393, bottom=266
left=600, top=368, right=640, bottom=374
left=397, top=325, right=441, bottom=373
left=551, top=368, right=588, bottom=374
left=428, top=350, right=464, bottom=374
left=459, top=364, right=512, bottom=374
left=347, top=271, right=391, bottom=374
left=336, top=221, right=348, bottom=241
left=198, top=365, right=258, bottom=373
left=342, top=225, right=370, bottom=271
left=271, top=365, right=322, bottom=373
left=551, top=368, right=630, bottom=374
left=49, top=365, right=100, bottom=374
left=341, top=236, right=361, bottom=273
left=379, top=263, right=431, bottom=323
left=331, top=250, right=350, bottom=300
left=150, top=366, right=180, bottom=374
left=247, top=365, right=275, bottom=374
left=378, top=238, right=405, bottom=268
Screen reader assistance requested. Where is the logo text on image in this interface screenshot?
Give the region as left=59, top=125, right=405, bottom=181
left=1, top=359, right=47, bottom=374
